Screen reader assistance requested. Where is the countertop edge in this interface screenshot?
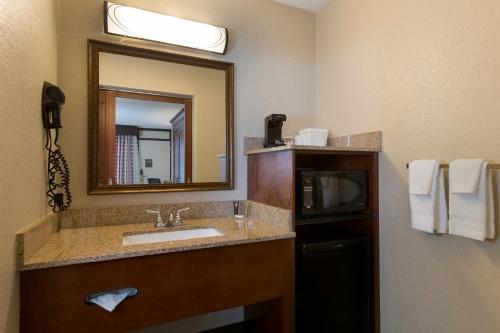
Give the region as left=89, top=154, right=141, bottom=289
left=243, top=131, right=382, bottom=155
left=244, top=145, right=381, bottom=155
left=19, top=232, right=295, bottom=271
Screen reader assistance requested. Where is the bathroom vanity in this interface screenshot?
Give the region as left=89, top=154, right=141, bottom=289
left=17, top=38, right=298, bottom=332
left=18, top=202, right=295, bottom=333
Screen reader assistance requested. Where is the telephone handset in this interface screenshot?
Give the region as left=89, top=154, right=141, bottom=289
left=42, top=81, right=72, bottom=212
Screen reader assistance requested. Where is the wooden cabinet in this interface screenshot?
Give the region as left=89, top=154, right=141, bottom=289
left=248, top=149, right=380, bottom=333
left=20, top=239, right=294, bottom=333
left=247, top=150, right=295, bottom=210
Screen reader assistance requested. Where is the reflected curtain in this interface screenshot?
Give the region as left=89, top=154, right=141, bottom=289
left=115, top=126, right=140, bottom=185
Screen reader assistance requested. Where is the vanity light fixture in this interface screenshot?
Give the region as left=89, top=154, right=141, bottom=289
left=104, top=1, right=228, bottom=54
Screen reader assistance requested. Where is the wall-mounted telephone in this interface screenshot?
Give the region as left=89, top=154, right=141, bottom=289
left=42, top=81, right=72, bottom=212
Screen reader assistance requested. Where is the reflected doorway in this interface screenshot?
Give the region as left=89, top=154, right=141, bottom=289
left=98, top=88, right=192, bottom=185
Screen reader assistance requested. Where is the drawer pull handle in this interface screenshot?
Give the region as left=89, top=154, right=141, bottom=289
left=84, top=287, right=138, bottom=312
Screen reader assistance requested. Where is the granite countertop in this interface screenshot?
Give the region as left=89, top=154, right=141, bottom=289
left=244, top=143, right=380, bottom=155
left=243, top=131, right=382, bottom=155
left=19, top=217, right=295, bottom=271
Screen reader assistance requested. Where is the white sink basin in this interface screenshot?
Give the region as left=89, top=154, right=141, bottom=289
left=122, top=228, right=223, bottom=246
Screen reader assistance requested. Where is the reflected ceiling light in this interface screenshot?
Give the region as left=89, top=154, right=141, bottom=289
left=104, top=2, right=228, bottom=54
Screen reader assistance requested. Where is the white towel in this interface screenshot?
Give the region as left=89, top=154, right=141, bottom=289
left=449, top=159, right=484, bottom=194
left=409, top=160, right=436, bottom=195
left=449, top=160, right=494, bottom=241
left=409, top=160, right=448, bottom=233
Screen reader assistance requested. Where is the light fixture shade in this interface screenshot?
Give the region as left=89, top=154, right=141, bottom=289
left=104, top=2, right=228, bottom=54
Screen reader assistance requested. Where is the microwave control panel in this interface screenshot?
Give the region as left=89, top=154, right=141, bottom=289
left=303, top=177, right=314, bottom=208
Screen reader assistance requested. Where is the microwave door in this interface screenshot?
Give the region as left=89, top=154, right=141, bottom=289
left=337, top=175, right=367, bottom=212
left=318, top=173, right=366, bottom=214
left=319, top=175, right=341, bottom=210
left=299, top=171, right=368, bottom=217
left=340, top=177, right=363, bottom=204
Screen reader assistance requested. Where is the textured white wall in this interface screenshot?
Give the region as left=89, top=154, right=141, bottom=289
left=59, top=0, right=316, bottom=207
left=0, top=0, right=59, bottom=332
left=316, top=0, right=500, bottom=332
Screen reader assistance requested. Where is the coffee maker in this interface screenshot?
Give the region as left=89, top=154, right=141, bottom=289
left=264, top=114, right=287, bottom=148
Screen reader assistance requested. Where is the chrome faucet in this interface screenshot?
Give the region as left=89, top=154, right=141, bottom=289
left=173, top=207, right=190, bottom=226
left=146, top=206, right=166, bottom=228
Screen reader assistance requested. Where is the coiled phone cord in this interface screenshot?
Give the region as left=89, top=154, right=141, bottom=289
left=45, top=127, right=72, bottom=212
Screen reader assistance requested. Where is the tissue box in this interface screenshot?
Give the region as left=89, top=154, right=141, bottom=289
left=297, top=128, right=329, bottom=146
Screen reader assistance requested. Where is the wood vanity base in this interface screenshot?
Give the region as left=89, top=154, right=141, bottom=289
left=20, top=239, right=294, bottom=333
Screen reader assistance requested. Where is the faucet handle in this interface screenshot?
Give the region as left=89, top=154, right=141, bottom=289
left=146, top=206, right=165, bottom=227
left=176, top=207, right=190, bottom=214
left=176, top=207, right=190, bottom=218
left=173, top=207, right=190, bottom=226
left=146, top=205, right=160, bottom=215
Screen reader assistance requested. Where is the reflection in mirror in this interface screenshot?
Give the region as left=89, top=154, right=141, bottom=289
left=99, top=90, right=192, bottom=185
left=95, top=49, right=230, bottom=190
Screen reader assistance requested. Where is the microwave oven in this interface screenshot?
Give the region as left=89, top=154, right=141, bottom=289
left=296, top=170, right=368, bottom=218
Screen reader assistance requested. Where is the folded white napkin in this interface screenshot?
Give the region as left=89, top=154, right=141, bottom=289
left=449, top=159, right=494, bottom=241
left=409, top=160, right=448, bottom=233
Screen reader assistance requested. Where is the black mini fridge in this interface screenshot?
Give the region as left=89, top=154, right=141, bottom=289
left=296, top=234, right=371, bottom=333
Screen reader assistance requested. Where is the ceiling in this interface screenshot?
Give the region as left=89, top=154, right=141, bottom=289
left=115, top=97, right=184, bottom=129
left=271, top=0, right=331, bottom=12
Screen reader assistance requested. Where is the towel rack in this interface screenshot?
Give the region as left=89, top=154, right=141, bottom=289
left=406, top=163, right=500, bottom=169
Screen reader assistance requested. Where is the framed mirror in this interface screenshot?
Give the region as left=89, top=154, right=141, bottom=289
left=87, top=40, right=234, bottom=194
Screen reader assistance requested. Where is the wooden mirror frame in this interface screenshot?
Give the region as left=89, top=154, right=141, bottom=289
left=87, top=39, right=234, bottom=194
